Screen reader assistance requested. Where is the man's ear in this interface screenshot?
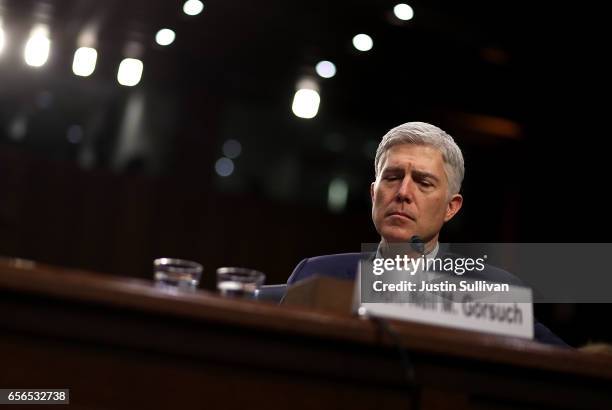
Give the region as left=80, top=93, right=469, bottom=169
left=444, top=194, right=463, bottom=222
left=370, top=182, right=375, bottom=204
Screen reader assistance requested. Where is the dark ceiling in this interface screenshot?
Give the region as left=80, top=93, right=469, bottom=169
left=0, top=0, right=555, bottom=122
left=3, top=0, right=600, bottom=122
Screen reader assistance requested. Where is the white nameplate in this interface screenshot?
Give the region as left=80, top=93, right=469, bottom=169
left=354, top=265, right=534, bottom=339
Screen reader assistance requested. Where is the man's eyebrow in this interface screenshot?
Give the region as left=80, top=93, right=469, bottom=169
left=381, top=166, right=404, bottom=173
left=412, top=169, right=440, bottom=182
left=381, top=166, right=440, bottom=182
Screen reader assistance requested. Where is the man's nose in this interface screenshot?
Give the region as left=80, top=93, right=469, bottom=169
left=396, top=176, right=415, bottom=202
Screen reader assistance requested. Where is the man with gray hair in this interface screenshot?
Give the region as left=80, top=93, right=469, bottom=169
left=287, top=121, right=567, bottom=346
left=370, top=121, right=463, bottom=254
left=289, top=121, right=463, bottom=277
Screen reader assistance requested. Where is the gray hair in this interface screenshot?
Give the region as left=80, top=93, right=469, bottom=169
left=374, top=122, right=465, bottom=195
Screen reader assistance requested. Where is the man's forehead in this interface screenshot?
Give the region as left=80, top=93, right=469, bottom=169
left=380, top=144, right=445, bottom=170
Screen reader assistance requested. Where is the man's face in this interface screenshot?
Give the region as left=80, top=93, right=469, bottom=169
left=371, top=144, right=463, bottom=247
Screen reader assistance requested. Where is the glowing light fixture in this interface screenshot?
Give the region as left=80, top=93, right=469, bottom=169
left=352, top=34, right=373, bottom=52
left=155, top=28, right=176, bottom=46
left=315, top=60, right=336, bottom=78
left=222, top=139, right=242, bottom=159
left=72, top=47, right=97, bottom=77
left=215, top=157, right=234, bottom=177
left=393, top=4, right=414, bottom=21
left=292, top=78, right=321, bottom=119
left=24, top=26, right=50, bottom=67
left=117, top=58, right=143, bottom=86
left=183, top=0, right=204, bottom=16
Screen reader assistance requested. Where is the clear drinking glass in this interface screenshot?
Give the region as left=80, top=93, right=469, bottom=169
left=216, top=267, right=266, bottom=298
left=154, top=258, right=203, bottom=292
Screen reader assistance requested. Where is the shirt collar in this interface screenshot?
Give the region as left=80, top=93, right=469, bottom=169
left=374, top=241, right=439, bottom=259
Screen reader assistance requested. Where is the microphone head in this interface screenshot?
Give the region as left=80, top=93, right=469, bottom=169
left=410, top=235, right=425, bottom=254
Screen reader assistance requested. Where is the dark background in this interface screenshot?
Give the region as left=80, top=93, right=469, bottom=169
left=0, top=0, right=609, bottom=347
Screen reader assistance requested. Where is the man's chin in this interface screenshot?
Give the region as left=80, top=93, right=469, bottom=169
left=380, top=229, right=415, bottom=243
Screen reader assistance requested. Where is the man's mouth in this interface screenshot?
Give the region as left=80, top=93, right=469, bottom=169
left=386, top=211, right=415, bottom=221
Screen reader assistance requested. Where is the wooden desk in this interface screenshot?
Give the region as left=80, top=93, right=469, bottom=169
left=0, top=258, right=610, bottom=409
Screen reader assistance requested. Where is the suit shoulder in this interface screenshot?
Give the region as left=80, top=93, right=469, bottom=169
left=305, top=253, right=363, bottom=265
left=287, top=253, right=363, bottom=284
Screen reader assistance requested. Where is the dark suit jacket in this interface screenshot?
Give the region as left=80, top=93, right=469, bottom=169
left=288, top=252, right=569, bottom=347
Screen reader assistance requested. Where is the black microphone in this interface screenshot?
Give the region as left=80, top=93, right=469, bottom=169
left=410, top=235, right=425, bottom=255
